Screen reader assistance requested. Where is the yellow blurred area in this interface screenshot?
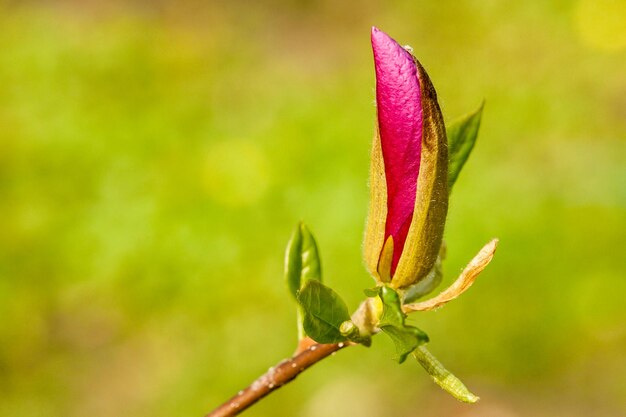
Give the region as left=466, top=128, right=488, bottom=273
left=202, top=140, right=270, bottom=207
left=574, top=0, right=626, bottom=51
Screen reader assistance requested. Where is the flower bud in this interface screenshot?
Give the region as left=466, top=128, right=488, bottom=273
left=364, top=27, right=448, bottom=289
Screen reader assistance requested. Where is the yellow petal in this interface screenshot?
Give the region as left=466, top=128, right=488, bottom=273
left=377, top=236, right=394, bottom=283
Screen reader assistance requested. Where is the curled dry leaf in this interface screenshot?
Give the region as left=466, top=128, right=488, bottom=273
left=403, top=239, right=498, bottom=312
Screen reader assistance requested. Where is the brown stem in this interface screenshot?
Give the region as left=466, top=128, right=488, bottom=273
left=204, top=338, right=348, bottom=417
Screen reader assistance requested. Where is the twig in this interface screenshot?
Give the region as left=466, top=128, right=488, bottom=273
left=204, top=338, right=348, bottom=417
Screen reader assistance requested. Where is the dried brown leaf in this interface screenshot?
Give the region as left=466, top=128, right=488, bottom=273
left=403, top=239, right=498, bottom=312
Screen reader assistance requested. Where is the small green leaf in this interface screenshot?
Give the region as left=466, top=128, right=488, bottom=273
left=377, top=286, right=406, bottom=327
left=413, top=346, right=479, bottom=403
left=447, top=102, right=484, bottom=191
left=381, top=325, right=427, bottom=363
left=284, top=222, right=323, bottom=341
left=363, top=287, right=380, bottom=297
left=297, top=280, right=350, bottom=344
left=377, top=286, right=429, bottom=363
left=285, top=222, right=322, bottom=298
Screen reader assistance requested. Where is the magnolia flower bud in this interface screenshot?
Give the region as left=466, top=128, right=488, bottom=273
left=364, top=27, right=448, bottom=289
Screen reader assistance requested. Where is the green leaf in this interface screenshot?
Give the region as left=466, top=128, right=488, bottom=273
left=447, top=102, right=484, bottom=191
left=377, top=286, right=429, bottom=363
left=363, top=287, right=380, bottom=297
left=297, top=280, right=350, bottom=344
left=413, top=346, right=479, bottom=403
left=284, top=222, right=323, bottom=341
left=285, top=222, right=322, bottom=299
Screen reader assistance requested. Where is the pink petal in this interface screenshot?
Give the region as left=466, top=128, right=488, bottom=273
left=371, top=27, right=423, bottom=274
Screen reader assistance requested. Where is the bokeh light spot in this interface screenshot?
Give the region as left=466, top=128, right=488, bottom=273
left=574, top=0, right=626, bottom=51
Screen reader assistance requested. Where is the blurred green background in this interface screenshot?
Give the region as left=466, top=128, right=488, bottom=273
left=1, top=1, right=625, bottom=416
